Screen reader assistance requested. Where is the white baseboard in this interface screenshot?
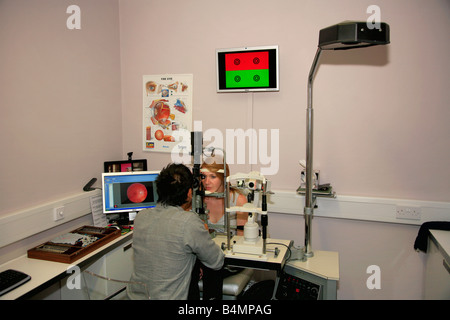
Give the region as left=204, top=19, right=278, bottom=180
left=0, top=190, right=102, bottom=248
left=267, top=190, right=450, bottom=225
left=1, top=189, right=449, bottom=249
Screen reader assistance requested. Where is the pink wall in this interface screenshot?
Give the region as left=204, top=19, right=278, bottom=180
left=0, top=0, right=123, bottom=214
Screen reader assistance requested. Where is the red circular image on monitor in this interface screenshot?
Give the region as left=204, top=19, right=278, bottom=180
left=127, top=183, right=148, bottom=203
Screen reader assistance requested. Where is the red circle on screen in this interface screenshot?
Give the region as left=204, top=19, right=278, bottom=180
left=127, top=183, right=147, bottom=203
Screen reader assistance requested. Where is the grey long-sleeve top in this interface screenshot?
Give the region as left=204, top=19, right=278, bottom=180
left=127, top=204, right=224, bottom=300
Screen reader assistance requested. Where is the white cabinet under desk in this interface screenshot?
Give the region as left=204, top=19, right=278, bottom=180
left=279, top=251, right=339, bottom=300
left=425, top=230, right=450, bottom=300
left=60, top=237, right=133, bottom=300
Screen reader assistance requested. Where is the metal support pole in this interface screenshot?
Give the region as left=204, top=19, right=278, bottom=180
left=226, top=179, right=231, bottom=250
left=304, top=47, right=322, bottom=257
left=261, top=180, right=268, bottom=254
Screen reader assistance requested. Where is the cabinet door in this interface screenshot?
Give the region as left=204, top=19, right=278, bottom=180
left=60, top=257, right=106, bottom=300
left=60, top=239, right=134, bottom=300
left=104, top=240, right=134, bottom=281
left=102, top=239, right=134, bottom=299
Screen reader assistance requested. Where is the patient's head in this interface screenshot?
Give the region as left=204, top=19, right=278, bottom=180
left=201, top=155, right=230, bottom=193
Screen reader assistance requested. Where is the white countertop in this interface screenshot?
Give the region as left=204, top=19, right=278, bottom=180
left=286, top=250, right=340, bottom=281
left=0, top=231, right=133, bottom=300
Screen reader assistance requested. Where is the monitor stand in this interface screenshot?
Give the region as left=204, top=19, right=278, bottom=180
left=106, top=212, right=132, bottom=226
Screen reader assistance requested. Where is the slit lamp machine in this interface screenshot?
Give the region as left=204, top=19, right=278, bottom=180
left=190, top=132, right=272, bottom=260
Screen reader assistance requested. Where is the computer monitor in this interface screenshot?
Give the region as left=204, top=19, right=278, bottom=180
left=102, top=171, right=159, bottom=215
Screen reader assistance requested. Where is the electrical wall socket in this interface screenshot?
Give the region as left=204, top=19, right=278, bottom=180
left=53, top=206, right=65, bottom=221
left=396, top=206, right=421, bottom=220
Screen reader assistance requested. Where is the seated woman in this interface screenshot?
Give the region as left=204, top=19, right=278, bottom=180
left=201, top=158, right=248, bottom=235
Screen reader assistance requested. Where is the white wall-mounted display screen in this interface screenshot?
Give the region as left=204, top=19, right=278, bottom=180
left=216, top=45, right=279, bottom=93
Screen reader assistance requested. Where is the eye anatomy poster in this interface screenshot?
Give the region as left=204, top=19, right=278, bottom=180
left=143, top=74, right=193, bottom=153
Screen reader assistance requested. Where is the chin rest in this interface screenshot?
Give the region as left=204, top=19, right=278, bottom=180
left=199, top=268, right=254, bottom=298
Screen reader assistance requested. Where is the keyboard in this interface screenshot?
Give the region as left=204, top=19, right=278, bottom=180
left=0, top=269, right=31, bottom=297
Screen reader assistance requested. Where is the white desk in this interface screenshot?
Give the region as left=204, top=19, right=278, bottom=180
left=0, top=231, right=133, bottom=300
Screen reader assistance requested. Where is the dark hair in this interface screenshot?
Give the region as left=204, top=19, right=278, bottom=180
left=156, top=163, right=193, bottom=206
